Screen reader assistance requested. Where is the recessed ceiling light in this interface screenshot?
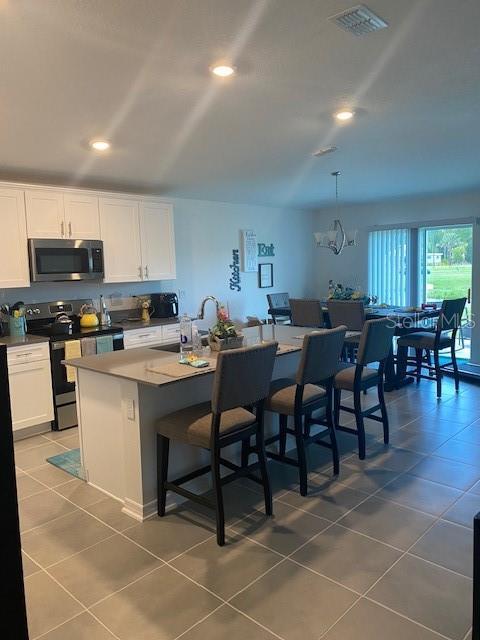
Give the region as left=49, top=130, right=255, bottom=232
left=211, top=64, right=235, bottom=77
left=335, top=110, right=354, bottom=122
left=90, top=140, right=110, bottom=151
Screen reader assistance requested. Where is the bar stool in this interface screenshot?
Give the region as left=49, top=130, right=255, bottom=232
left=255, top=327, right=346, bottom=496
left=396, top=297, right=466, bottom=398
left=334, top=318, right=395, bottom=460
left=267, top=292, right=291, bottom=324
left=156, top=342, right=278, bottom=546
left=289, top=298, right=325, bottom=328
left=327, top=299, right=365, bottom=362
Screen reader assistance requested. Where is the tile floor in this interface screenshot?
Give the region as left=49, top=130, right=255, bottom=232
left=15, top=378, right=480, bottom=640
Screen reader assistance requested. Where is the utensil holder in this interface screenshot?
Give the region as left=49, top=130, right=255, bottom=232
left=9, top=316, right=26, bottom=337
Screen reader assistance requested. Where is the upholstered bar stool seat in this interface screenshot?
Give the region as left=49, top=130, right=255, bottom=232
left=266, top=378, right=327, bottom=416
left=334, top=364, right=379, bottom=391
left=397, top=331, right=452, bottom=351
left=157, top=403, right=256, bottom=448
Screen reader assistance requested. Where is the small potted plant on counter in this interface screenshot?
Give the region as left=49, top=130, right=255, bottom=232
left=208, top=306, right=244, bottom=351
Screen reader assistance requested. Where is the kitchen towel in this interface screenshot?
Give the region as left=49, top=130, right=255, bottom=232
left=64, top=339, right=81, bottom=383
left=96, top=334, right=114, bottom=353
left=81, top=337, right=97, bottom=356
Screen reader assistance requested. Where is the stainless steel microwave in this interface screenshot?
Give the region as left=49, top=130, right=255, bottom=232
left=28, top=239, right=104, bottom=282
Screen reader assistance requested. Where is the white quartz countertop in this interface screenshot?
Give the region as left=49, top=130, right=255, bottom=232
left=64, top=325, right=319, bottom=387
left=0, top=334, right=50, bottom=348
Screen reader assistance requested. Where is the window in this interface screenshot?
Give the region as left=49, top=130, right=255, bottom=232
left=368, top=228, right=410, bottom=306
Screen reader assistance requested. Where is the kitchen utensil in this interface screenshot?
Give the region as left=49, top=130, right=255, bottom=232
left=79, top=303, right=99, bottom=328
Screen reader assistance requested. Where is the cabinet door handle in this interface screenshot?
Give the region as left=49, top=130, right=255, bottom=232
left=138, top=266, right=142, bottom=279
left=144, top=265, right=149, bottom=279
left=68, top=221, right=72, bottom=237
left=61, top=220, right=65, bottom=237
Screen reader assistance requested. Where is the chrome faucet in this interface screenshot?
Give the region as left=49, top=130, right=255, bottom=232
left=197, top=296, right=220, bottom=320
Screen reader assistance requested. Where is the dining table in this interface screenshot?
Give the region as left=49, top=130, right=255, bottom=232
left=279, top=302, right=441, bottom=392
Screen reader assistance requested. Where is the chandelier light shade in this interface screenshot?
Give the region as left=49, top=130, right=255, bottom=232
left=314, top=171, right=357, bottom=255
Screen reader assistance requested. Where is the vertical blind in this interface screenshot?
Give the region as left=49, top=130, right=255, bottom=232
left=368, top=229, right=410, bottom=306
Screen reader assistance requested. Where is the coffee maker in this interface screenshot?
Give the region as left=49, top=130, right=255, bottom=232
left=149, top=293, right=179, bottom=319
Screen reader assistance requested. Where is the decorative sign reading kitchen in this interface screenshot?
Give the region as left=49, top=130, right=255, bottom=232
left=229, top=249, right=241, bottom=291
left=240, top=229, right=258, bottom=272
left=258, top=243, right=275, bottom=257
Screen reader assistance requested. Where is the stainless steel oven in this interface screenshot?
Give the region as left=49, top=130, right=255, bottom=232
left=51, top=331, right=124, bottom=429
left=28, top=239, right=104, bottom=282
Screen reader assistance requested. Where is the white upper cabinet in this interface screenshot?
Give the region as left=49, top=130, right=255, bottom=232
left=0, top=188, right=30, bottom=288
left=139, top=202, right=176, bottom=281
left=99, top=197, right=143, bottom=283
left=63, top=193, right=100, bottom=239
left=26, top=188, right=100, bottom=239
left=25, top=189, right=65, bottom=238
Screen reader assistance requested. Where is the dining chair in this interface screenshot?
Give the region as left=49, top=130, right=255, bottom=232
left=257, top=327, right=347, bottom=496
left=267, top=292, right=291, bottom=324
left=156, top=341, right=278, bottom=546
left=327, top=299, right=366, bottom=361
left=396, top=297, right=466, bottom=397
left=289, top=298, right=325, bottom=328
left=334, top=318, right=395, bottom=460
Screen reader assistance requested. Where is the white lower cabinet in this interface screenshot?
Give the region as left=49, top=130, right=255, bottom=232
left=7, top=344, right=54, bottom=432
left=123, top=324, right=180, bottom=350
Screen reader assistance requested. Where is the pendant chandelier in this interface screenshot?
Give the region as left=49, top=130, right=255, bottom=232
left=314, top=171, right=357, bottom=255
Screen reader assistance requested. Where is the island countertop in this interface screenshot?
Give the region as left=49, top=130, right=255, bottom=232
left=63, top=325, right=328, bottom=387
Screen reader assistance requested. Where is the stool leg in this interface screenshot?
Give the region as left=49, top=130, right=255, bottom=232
left=334, top=388, right=341, bottom=428
left=295, top=413, right=308, bottom=496
left=256, top=428, right=273, bottom=516
left=157, top=435, right=170, bottom=517
left=279, top=414, right=287, bottom=456
left=354, top=390, right=366, bottom=460
left=241, top=438, right=250, bottom=468
left=211, top=446, right=225, bottom=546
left=378, top=380, right=389, bottom=445
left=451, top=343, right=460, bottom=392
left=434, top=350, right=442, bottom=398
left=326, top=390, right=339, bottom=475
left=415, top=349, right=423, bottom=383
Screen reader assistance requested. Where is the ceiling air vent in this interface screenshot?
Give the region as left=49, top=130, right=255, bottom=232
left=329, top=4, right=388, bottom=36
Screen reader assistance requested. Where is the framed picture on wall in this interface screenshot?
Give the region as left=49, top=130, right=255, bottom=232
left=258, top=262, right=273, bottom=288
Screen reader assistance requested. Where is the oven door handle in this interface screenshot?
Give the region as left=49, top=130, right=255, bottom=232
left=51, top=341, right=66, bottom=351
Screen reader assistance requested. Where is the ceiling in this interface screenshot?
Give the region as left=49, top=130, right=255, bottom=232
left=0, top=0, right=479, bottom=208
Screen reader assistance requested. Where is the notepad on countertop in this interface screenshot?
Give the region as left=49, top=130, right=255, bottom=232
left=64, top=339, right=81, bottom=383
left=96, top=335, right=114, bottom=353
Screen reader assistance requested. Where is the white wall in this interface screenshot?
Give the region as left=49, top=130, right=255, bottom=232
left=1, top=196, right=315, bottom=328
left=313, top=188, right=480, bottom=361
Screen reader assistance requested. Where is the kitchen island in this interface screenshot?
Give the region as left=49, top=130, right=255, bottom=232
left=67, top=325, right=307, bottom=521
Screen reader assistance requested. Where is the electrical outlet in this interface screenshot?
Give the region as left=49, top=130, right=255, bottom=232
left=178, top=289, right=186, bottom=300
left=125, top=398, right=135, bottom=421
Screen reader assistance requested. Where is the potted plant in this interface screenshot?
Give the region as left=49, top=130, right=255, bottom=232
left=208, top=306, right=244, bottom=351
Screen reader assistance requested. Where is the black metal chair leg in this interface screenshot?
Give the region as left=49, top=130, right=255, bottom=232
left=451, top=343, right=460, bottom=392
left=211, top=446, right=225, bottom=546
left=256, top=429, right=273, bottom=516
left=415, top=348, right=423, bottom=383
left=279, top=414, right=287, bottom=456
left=295, top=414, right=308, bottom=496
left=353, top=390, right=366, bottom=460
left=434, top=350, right=442, bottom=398
left=378, top=382, right=389, bottom=444
left=157, top=434, right=169, bottom=517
